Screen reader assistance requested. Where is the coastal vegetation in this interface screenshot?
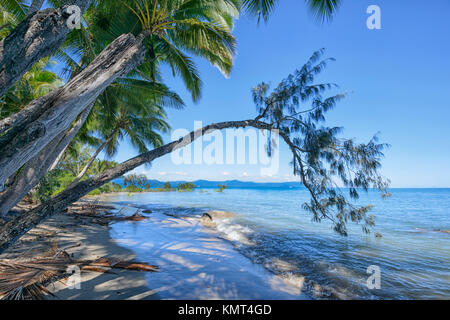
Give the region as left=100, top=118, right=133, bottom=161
left=0, top=0, right=390, bottom=258
left=216, top=185, right=227, bottom=192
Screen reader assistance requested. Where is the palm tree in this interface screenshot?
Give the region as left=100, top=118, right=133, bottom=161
left=67, top=77, right=181, bottom=187
left=54, top=0, right=238, bottom=101
left=0, top=59, right=63, bottom=118
left=0, top=0, right=239, bottom=211
left=242, top=0, right=341, bottom=22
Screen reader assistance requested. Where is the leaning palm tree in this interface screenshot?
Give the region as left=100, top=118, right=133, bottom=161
left=65, top=73, right=183, bottom=188
left=0, top=0, right=238, bottom=216
left=68, top=90, right=172, bottom=187
left=54, top=0, right=238, bottom=101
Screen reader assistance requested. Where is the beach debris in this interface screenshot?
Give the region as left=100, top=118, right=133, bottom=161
left=0, top=243, right=159, bottom=300
left=69, top=208, right=146, bottom=226
left=200, top=213, right=216, bottom=228
left=205, top=210, right=235, bottom=219
left=67, top=201, right=115, bottom=217
left=200, top=211, right=235, bottom=228
left=89, top=257, right=159, bottom=272
left=125, top=212, right=146, bottom=222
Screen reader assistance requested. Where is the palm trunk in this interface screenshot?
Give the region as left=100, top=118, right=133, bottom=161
left=0, top=0, right=92, bottom=97
left=68, top=132, right=115, bottom=188
left=0, top=119, right=275, bottom=253
left=0, top=106, right=93, bottom=217
left=0, top=33, right=146, bottom=188
left=26, top=0, right=45, bottom=16
left=49, top=145, right=69, bottom=172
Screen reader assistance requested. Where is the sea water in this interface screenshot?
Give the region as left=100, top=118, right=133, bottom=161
left=105, top=188, right=450, bottom=299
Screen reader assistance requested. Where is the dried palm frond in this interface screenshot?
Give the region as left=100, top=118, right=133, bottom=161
left=0, top=244, right=158, bottom=300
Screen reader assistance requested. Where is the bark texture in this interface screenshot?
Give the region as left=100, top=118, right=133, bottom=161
left=26, top=0, right=45, bottom=16
left=0, top=120, right=275, bottom=253
left=0, top=33, right=146, bottom=188
left=0, top=0, right=92, bottom=97
left=0, top=106, right=92, bottom=217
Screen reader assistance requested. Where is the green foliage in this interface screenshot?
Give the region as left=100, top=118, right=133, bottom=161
left=88, top=188, right=102, bottom=196
left=216, top=184, right=227, bottom=192
left=111, top=183, right=124, bottom=192
left=0, top=59, right=63, bottom=119
left=163, top=182, right=172, bottom=190
left=177, top=182, right=196, bottom=192
left=242, top=0, right=341, bottom=23
left=59, top=0, right=239, bottom=101
left=35, top=170, right=76, bottom=202
left=32, top=147, right=123, bottom=201
left=0, top=0, right=26, bottom=39
left=123, top=173, right=148, bottom=189
left=253, top=49, right=390, bottom=236
left=124, top=185, right=143, bottom=193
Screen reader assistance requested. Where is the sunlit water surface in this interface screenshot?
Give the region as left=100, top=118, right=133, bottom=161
left=104, top=188, right=450, bottom=299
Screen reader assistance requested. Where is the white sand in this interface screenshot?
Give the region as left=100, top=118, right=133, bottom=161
left=0, top=201, right=309, bottom=300
left=108, top=206, right=310, bottom=300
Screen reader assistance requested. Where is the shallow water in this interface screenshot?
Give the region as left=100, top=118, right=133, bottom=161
left=103, top=188, right=450, bottom=299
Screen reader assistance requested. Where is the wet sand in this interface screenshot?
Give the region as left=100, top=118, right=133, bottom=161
left=0, top=199, right=309, bottom=300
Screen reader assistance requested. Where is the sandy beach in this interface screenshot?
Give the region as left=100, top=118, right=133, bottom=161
left=0, top=199, right=309, bottom=300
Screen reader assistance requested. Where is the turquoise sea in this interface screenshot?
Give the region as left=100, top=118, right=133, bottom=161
left=105, top=188, right=450, bottom=299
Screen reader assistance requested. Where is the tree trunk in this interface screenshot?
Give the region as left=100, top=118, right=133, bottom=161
left=48, top=145, right=69, bottom=172
left=68, top=132, right=115, bottom=188
left=26, top=0, right=45, bottom=16
left=0, top=33, right=146, bottom=188
left=0, top=0, right=92, bottom=97
left=0, top=119, right=274, bottom=253
left=0, top=106, right=93, bottom=217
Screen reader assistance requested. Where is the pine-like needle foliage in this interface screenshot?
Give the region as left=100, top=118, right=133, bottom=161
left=254, top=49, right=390, bottom=236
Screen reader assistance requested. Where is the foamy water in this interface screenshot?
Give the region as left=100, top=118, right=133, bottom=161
left=101, top=188, right=450, bottom=299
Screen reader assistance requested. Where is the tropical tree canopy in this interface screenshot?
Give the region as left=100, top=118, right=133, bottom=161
left=253, top=49, right=390, bottom=235
left=242, top=0, right=341, bottom=22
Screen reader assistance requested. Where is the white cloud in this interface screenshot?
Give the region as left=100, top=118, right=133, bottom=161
left=175, top=171, right=188, bottom=176
left=222, top=172, right=231, bottom=176
left=158, top=172, right=167, bottom=176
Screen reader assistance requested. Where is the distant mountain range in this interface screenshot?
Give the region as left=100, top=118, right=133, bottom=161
left=113, top=178, right=303, bottom=189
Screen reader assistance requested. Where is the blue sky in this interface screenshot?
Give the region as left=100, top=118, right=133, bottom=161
left=103, top=0, right=450, bottom=188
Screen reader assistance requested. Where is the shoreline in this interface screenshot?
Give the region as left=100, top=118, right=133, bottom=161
left=106, top=200, right=310, bottom=300
left=0, top=198, right=309, bottom=300
left=0, top=200, right=160, bottom=300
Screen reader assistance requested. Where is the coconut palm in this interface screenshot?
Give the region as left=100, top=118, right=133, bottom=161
left=0, top=0, right=238, bottom=215
left=242, top=0, right=341, bottom=22
left=67, top=78, right=180, bottom=186
left=51, top=0, right=238, bottom=101
left=0, top=59, right=63, bottom=119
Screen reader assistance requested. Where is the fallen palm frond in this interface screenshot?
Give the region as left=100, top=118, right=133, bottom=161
left=0, top=244, right=158, bottom=300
